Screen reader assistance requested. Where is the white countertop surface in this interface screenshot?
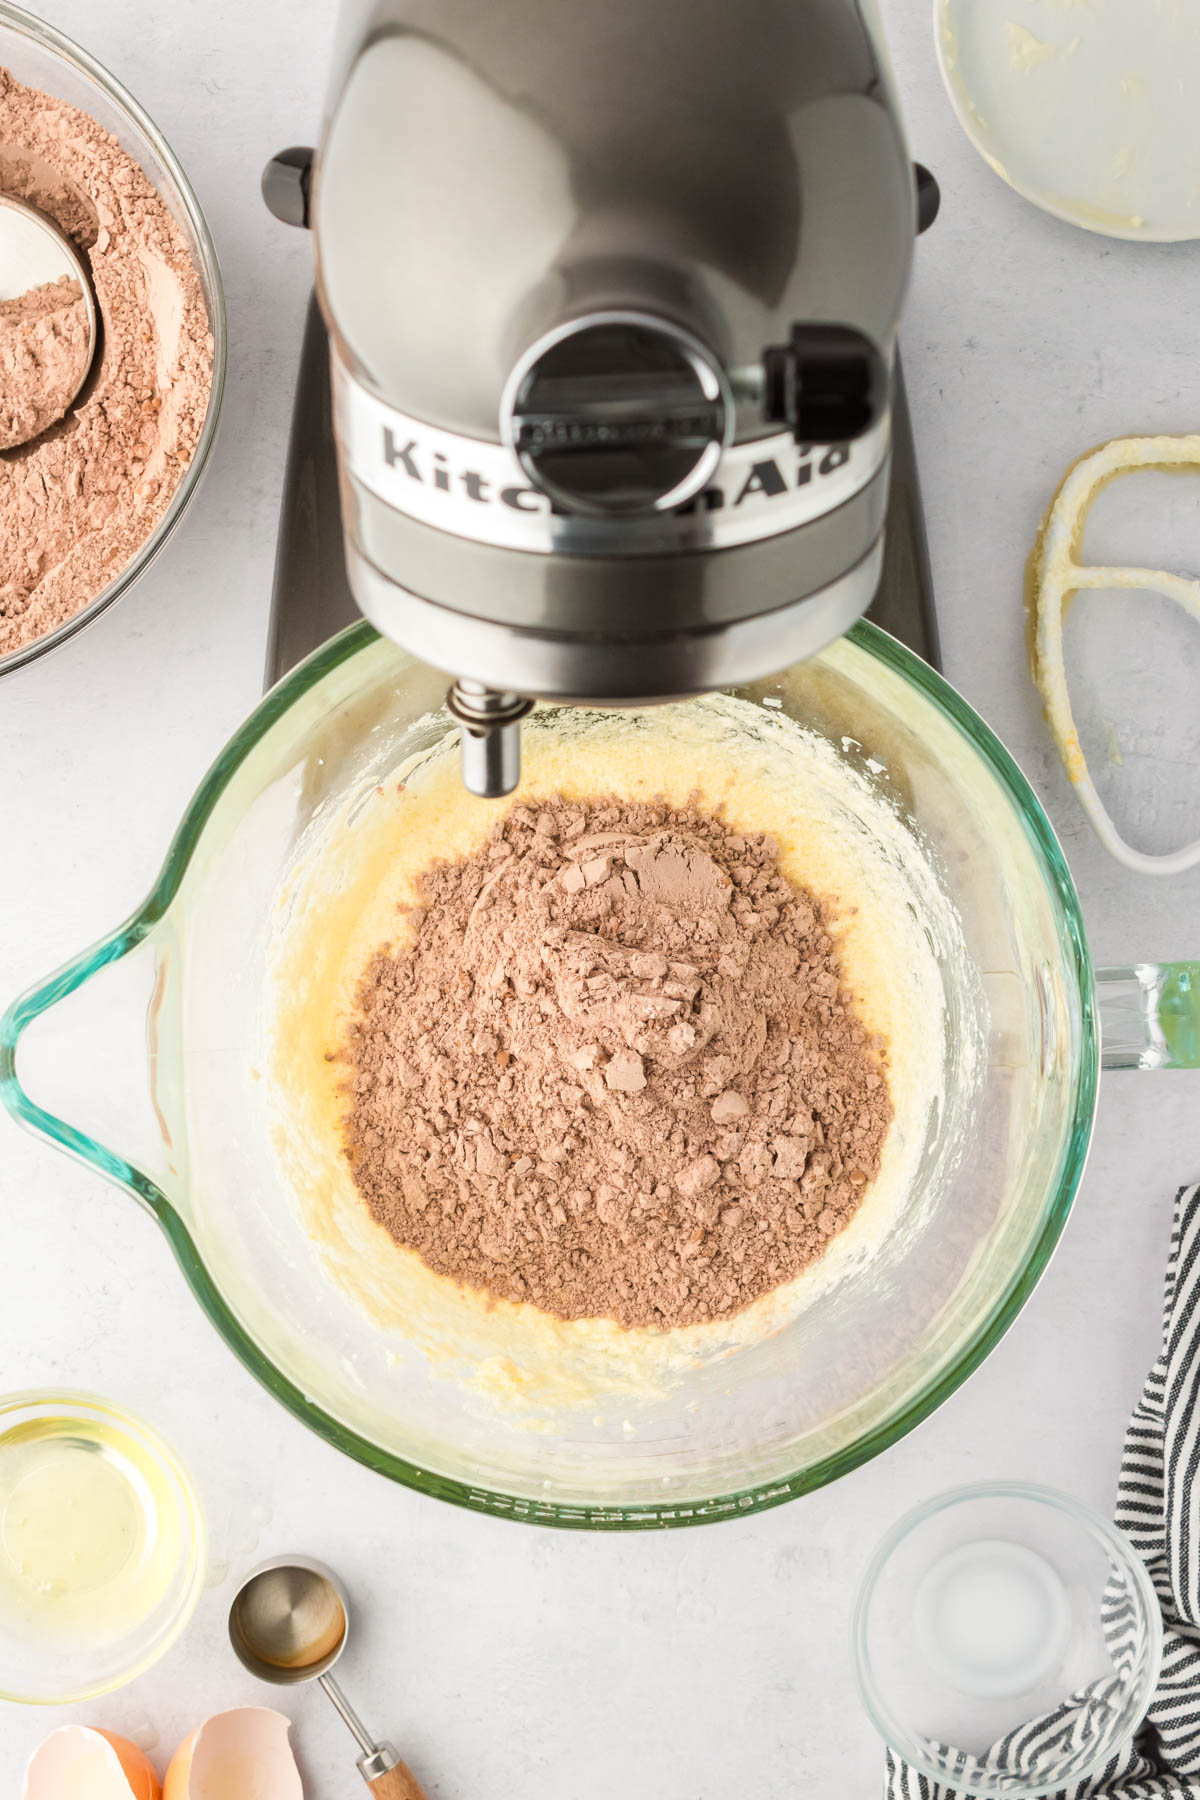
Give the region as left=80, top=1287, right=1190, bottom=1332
left=2, top=1, right=1198, bottom=1793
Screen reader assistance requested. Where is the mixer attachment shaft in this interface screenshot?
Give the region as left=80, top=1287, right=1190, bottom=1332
left=446, top=681, right=534, bottom=799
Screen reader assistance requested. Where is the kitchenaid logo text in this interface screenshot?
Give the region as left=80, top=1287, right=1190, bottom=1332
left=334, top=362, right=887, bottom=556
left=381, top=426, right=852, bottom=517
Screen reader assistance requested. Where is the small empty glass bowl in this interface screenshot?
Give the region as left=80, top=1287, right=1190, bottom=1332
left=0, top=1391, right=206, bottom=1703
left=854, top=1483, right=1162, bottom=1799
left=0, top=1, right=226, bottom=677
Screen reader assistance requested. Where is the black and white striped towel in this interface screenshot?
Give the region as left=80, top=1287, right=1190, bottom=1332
left=887, top=1182, right=1200, bottom=1799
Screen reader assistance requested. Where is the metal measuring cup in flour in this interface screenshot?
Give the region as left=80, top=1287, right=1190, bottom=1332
left=0, top=189, right=96, bottom=449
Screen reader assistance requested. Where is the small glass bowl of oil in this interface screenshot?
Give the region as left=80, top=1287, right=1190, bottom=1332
left=0, top=1392, right=205, bottom=1703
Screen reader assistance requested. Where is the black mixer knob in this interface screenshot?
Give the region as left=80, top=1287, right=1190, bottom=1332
left=262, top=146, right=314, bottom=229
left=762, top=323, right=889, bottom=446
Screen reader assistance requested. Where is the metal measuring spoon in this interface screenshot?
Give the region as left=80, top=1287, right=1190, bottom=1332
left=229, top=1555, right=429, bottom=1799
left=0, top=192, right=98, bottom=450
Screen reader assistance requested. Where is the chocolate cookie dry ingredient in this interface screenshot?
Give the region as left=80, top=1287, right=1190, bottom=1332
left=0, top=66, right=212, bottom=655
left=0, top=274, right=89, bottom=449
left=342, top=797, right=892, bottom=1330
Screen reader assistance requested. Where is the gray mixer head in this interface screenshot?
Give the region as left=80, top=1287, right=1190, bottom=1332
left=274, top=0, right=923, bottom=795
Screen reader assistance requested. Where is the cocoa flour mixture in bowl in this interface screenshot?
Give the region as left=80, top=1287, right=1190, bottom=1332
left=266, top=680, right=979, bottom=1453
left=8, top=627, right=1100, bottom=1525
left=0, top=5, right=224, bottom=674
left=342, top=796, right=893, bottom=1332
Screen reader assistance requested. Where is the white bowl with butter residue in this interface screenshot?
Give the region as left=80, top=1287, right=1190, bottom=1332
left=935, top=0, right=1200, bottom=241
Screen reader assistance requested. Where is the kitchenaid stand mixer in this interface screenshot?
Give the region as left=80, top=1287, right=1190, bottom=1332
left=263, top=0, right=941, bottom=795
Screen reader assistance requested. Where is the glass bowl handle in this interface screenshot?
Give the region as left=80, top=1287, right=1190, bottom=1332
left=0, top=922, right=174, bottom=1215
left=1099, top=964, right=1200, bottom=1071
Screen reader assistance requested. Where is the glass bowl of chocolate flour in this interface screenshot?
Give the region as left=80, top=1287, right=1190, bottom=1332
left=2, top=622, right=1098, bottom=1529
left=0, top=3, right=224, bottom=675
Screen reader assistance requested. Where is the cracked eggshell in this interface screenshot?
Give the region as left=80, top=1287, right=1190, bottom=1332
left=23, top=1726, right=161, bottom=1800
left=164, top=1708, right=303, bottom=1800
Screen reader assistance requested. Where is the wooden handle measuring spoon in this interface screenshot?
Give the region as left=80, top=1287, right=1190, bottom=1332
left=229, top=1555, right=430, bottom=1797
left=364, top=1764, right=429, bottom=1799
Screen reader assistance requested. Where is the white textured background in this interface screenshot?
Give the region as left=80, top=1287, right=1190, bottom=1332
left=1, top=1, right=1198, bottom=1793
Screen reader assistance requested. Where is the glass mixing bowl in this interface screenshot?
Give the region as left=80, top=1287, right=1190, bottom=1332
left=2, top=622, right=1197, bottom=1529
left=0, top=1, right=226, bottom=677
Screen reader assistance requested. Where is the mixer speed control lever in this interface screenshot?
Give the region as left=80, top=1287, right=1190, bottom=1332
left=762, top=324, right=888, bottom=447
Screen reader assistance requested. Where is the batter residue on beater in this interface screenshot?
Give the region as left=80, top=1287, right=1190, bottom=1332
left=340, top=795, right=892, bottom=1330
